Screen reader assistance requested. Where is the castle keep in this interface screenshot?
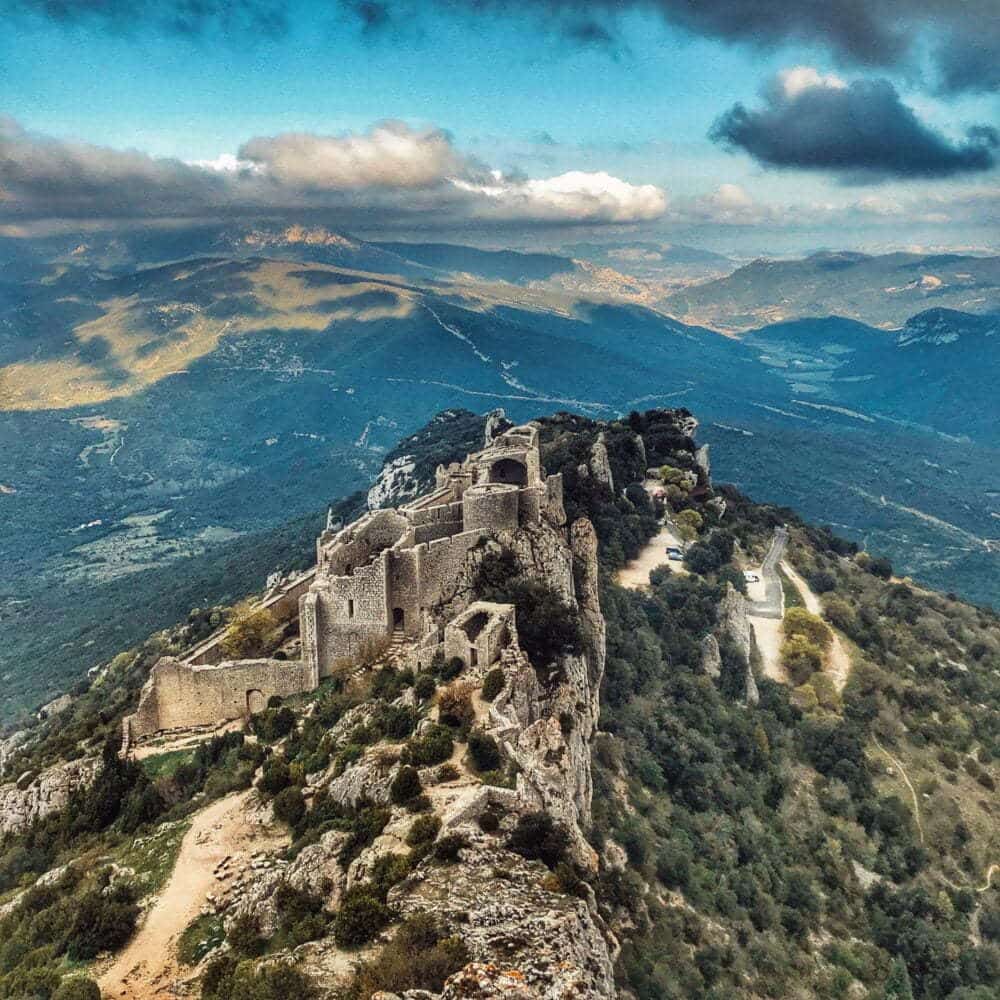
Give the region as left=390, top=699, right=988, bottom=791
left=127, top=423, right=564, bottom=740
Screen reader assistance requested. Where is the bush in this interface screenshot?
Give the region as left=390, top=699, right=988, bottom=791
left=258, top=757, right=291, bottom=798
left=341, top=914, right=470, bottom=999
left=868, top=556, right=894, bottom=580
left=272, top=786, right=306, bottom=827
left=441, top=657, right=465, bottom=682
left=66, top=883, right=139, bottom=960
left=406, top=814, right=441, bottom=847
left=781, top=635, right=824, bottom=686
left=52, top=977, right=101, bottom=1000
left=227, top=913, right=266, bottom=957
left=808, top=570, right=837, bottom=594
left=402, top=725, right=454, bottom=767
left=468, top=730, right=502, bottom=772
left=380, top=704, right=417, bottom=740
left=437, top=682, right=474, bottom=729
left=433, top=834, right=467, bottom=862
left=784, top=608, right=832, bottom=650
left=507, top=812, right=570, bottom=870
left=391, top=766, right=422, bottom=804
left=414, top=674, right=436, bottom=700
left=481, top=668, right=505, bottom=702
left=333, top=890, right=392, bottom=947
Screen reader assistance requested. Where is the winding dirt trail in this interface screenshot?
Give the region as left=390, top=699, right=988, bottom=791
left=872, top=737, right=925, bottom=845
left=99, top=790, right=286, bottom=999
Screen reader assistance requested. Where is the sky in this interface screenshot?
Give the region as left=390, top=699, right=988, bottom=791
left=1, top=1, right=998, bottom=254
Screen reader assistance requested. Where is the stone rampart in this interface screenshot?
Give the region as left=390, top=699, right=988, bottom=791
left=129, top=656, right=313, bottom=738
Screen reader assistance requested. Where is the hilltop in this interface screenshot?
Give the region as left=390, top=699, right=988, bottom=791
left=0, top=407, right=998, bottom=1000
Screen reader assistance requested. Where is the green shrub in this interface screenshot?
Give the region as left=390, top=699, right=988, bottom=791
left=52, top=976, right=101, bottom=1000
left=441, top=657, right=465, bottom=681
left=391, top=766, right=422, bottom=804
left=508, top=812, right=569, bottom=870
left=340, top=914, right=469, bottom=999
left=272, top=786, right=306, bottom=827
left=258, top=757, right=291, bottom=798
left=468, top=730, right=502, bottom=772
left=65, top=882, right=139, bottom=960
left=333, top=890, right=392, bottom=947
left=379, top=704, right=417, bottom=740
left=407, top=814, right=441, bottom=847
left=402, top=725, right=454, bottom=767
left=227, top=913, right=266, bottom=957
left=481, top=669, right=505, bottom=701
left=414, top=674, right=436, bottom=700
left=433, top=834, right=467, bottom=863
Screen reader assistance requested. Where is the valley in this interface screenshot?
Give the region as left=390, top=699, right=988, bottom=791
left=1, top=233, right=998, bottom=721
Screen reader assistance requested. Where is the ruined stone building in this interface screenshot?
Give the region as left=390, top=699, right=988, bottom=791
left=126, top=424, right=564, bottom=740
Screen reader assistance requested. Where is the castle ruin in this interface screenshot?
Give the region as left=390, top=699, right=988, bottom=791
left=126, top=423, right=563, bottom=740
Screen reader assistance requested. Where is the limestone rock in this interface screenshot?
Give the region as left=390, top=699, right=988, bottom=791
left=700, top=634, right=722, bottom=680
left=390, top=847, right=616, bottom=999
left=326, top=755, right=397, bottom=809
left=589, top=433, right=614, bottom=490
left=0, top=756, right=98, bottom=836
left=484, top=408, right=513, bottom=446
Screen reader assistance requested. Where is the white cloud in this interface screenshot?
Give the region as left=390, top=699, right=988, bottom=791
left=456, top=169, right=667, bottom=224
left=237, top=121, right=466, bottom=190
left=773, top=65, right=847, bottom=100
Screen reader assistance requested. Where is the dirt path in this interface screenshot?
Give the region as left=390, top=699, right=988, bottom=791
left=749, top=614, right=786, bottom=683
left=616, top=523, right=687, bottom=589
left=99, top=790, right=287, bottom=999
left=780, top=561, right=852, bottom=693
left=872, top=737, right=925, bottom=845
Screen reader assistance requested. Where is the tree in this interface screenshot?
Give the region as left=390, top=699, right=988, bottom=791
left=219, top=603, right=277, bottom=659
left=784, top=607, right=832, bottom=650
left=781, top=634, right=824, bottom=686
left=675, top=509, right=703, bottom=541
left=883, top=957, right=914, bottom=1000
left=272, top=786, right=306, bottom=827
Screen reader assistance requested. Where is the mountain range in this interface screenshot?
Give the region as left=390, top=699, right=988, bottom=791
left=1, top=228, right=997, bottom=719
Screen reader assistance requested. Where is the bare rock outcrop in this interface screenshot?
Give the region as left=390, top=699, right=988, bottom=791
left=0, top=756, right=98, bottom=836
left=391, top=847, right=616, bottom=999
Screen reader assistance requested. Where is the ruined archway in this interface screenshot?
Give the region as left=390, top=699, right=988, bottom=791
left=246, top=689, right=266, bottom=716
left=489, top=458, right=527, bottom=486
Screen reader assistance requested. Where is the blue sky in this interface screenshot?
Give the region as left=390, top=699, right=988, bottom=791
left=1, top=2, right=998, bottom=252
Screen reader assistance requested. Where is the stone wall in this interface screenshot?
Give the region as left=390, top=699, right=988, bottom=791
left=128, top=656, right=314, bottom=739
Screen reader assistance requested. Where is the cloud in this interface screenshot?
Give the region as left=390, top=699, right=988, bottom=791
left=237, top=122, right=466, bottom=190
left=709, top=69, right=998, bottom=181
left=8, top=0, right=1000, bottom=94
left=0, top=116, right=667, bottom=229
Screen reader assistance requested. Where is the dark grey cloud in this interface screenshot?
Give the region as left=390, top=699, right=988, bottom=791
left=6, top=0, right=1000, bottom=94
left=709, top=73, right=998, bottom=181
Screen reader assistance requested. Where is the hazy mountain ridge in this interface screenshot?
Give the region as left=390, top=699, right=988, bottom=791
left=664, top=251, right=1000, bottom=332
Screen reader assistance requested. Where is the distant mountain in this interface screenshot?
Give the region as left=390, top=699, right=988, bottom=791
left=2, top=238, right=999, bottom=719
left=664, top=250, right=1000, bottom=332
left=371, top=240, right=576, bottom=283
left=745, top=307, right=1000, bottom=446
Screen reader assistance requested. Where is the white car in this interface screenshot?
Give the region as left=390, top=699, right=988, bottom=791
left=743, top=571, right=761, bottom=584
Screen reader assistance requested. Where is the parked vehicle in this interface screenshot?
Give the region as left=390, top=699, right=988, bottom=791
left=666, top=546, right=684, bottom=561
left=744, top=570, right=761, bottom=583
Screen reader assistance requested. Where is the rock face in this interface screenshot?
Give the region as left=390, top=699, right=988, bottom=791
left=589, top=433, right=614, bottom=490
left=0, top=757, right=98, bottom=836
left=716, top=584, right=759, bottom=706
left=391, top=847, right=616, bottom=999
left=700, top=634, right=722, bottom=679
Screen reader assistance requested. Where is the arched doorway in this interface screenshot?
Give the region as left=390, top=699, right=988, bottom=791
left=246, top=689, right=266, bottom=716
left=392, top=607, right=405, bottom=631
left=489, top=458, right=527, bottom=486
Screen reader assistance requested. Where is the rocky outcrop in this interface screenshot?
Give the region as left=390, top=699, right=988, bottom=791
left=716, top=584, right=759, bottom=706
left=700, top=634, right=722, bottom=680
left=0, top=757, right=98, bottom=836
left=484, top=408, right=513, bottom=446
left=589, top=433, right=614, bottom=490
left=391, top=846, right=616, bottom=999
